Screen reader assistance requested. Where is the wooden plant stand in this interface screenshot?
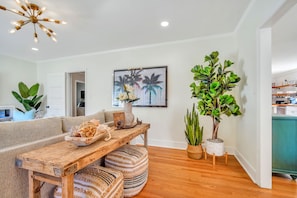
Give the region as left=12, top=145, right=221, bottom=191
left=203, top=148, right=228, bottom=166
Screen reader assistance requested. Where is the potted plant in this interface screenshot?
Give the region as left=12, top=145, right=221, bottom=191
left=190, top=51, right=241, bottom=156
left=184, top=103, right=204, bottom=159
left=12, top=81, right=43, bottom=113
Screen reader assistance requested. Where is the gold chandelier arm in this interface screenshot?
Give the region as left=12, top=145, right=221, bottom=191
left=33, top=23, right=38, bottom=42
left=10, top=19, right=30, bottom=33
left=21, top=4, right=33, bottom=16
left=0, top=5, right=7, bottom=10
left=38, top=22, right=56, bottom=36
left=0, top=4, right=29, bottom=18
left=21, top=20, right=30, bottom=26
left=23, top=0, right=33, bottom=16
left=37, top=22, right=57, bottom=42
left=37, top=7, right=45, bottom=17
left=6, top=8, right=28, bottom=17
left=41, top=18, right=67, bottom=24
left=12, top=19, right=30, bottom=27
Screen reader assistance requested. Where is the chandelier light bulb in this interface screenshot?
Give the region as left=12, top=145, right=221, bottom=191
left=11, top=21, right=18, bottom=25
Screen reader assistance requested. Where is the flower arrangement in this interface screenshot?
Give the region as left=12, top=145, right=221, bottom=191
left=117, top=84, right=140, bottom=103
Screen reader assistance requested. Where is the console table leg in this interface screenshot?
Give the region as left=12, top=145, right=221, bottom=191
left=28, top=170, right=41, bottom=198
left=144, top=130, right=148, bottom=148
left=61, top=174, right=74, bottom=198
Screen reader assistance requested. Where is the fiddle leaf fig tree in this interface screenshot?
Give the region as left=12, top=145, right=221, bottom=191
left=12, top=82, right=43, bottom=113
left=190, top=51, right=241, bottom=140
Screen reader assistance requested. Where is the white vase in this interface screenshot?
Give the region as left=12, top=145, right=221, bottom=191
left=124, top=102, right=134, bottom=127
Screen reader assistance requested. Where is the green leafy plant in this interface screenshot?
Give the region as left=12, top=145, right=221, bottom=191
left=12, top=82, right=43, bottom=113
left=184, top=103, right=204, bottom=146
left=190, top=51, right=241, bottom=140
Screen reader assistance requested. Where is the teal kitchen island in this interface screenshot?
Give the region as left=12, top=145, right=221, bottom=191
left=272, top=115, right=297, bottom=179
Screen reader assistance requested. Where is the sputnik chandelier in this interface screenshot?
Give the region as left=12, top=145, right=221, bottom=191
left=0, top=0, right=66, bottom=42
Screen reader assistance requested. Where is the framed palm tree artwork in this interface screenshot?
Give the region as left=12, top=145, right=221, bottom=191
left=113, top=66, right=168, bottom=107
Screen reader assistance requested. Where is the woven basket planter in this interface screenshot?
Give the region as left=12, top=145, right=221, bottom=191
left=187, top=144, right=203, bottom=160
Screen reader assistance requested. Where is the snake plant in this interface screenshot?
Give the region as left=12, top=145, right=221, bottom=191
left=184, top=103, right=203, bottom=146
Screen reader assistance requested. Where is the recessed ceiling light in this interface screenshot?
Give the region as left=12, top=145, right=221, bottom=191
left=160, top=21, right=169, bottom=27
left=31, top=47, right=39, bottom=51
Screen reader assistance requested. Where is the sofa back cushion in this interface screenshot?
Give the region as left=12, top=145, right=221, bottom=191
left=62, top=111, right=105, bottom=132
left=0, top=117, right=63, bottom=149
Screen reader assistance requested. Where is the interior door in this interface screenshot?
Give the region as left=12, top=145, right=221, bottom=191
left=46, top=73, right=66, bottom=117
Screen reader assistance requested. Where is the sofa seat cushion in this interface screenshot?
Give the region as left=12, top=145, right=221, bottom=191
left=62, top=111, right=105, bottom=132
left=54, top=165, right=124, bottom=198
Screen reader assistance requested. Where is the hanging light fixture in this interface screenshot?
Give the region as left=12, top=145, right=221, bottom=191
left=0, top=0, right=66, bottom=43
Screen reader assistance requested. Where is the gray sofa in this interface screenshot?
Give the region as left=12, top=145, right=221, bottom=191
left=0, top=110, right=119, bottom=198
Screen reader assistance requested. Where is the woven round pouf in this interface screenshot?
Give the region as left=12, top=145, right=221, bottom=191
left=105, top=145, right=148, bottom=197
left=54, top=165, right=124, bottom=198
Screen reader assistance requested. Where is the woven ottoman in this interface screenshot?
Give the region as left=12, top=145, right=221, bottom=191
left=54, top=165, right=124, bottom=198
left=105, top=145, right=148, bottom=197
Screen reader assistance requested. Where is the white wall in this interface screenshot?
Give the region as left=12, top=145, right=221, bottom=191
left=235, top=0, right=286, bottom=188
left=272, top=68, right=297, bottom=85
left=1, top=0, right=290, bottom=189
left=37, top=35, right=239, bottom=150
left=0, top=55, right=37, bottom=109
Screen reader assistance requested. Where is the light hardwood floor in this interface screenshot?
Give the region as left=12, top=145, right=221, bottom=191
left=135, top=146, right=297, bottom=198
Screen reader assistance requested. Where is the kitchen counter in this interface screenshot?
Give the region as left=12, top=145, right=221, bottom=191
left=272, top=105, right=297, bottom=115
left=272, top=104, right=297, bottom=107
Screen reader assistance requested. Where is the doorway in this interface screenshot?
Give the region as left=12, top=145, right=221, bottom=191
left=258, top=0, right=297, bottom=188
left=68, top=72, right=86, bottom=116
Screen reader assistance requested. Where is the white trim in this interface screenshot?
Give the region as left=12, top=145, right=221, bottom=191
left=234, top=149, right=256, bottom=183
left=255, top=0, right=297, bottom=189
left=36, top=33, right=235, bottom=64
left=257, top=28, right=272, bottom=189
left=132, top=137, right=237, bottom=155
left=234, top=0, right=256, bottom=33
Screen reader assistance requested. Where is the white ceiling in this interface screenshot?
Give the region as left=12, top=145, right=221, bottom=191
left=272, top=3, right=297, bottom=74
left=0, top=0, right=251, bottom=62
left=0, top=0, right=296, bottom=74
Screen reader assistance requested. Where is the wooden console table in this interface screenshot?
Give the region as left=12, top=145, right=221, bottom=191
left=16, top=123, right=150, bottom=198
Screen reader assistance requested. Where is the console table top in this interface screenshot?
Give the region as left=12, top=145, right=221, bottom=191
left=16, top=123, right=150, bottom=177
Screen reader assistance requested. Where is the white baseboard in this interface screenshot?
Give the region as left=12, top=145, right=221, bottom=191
left=133, top=137, right=237, bottom=155
left=133, top=137, right=257, bottom=185
left=234, top=149, right=257, bottom=183
left=132, top=137, right=187, bottom=149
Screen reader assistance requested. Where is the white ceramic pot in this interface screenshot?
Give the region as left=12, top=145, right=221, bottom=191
left=206, top=138, right=224, bottom=156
